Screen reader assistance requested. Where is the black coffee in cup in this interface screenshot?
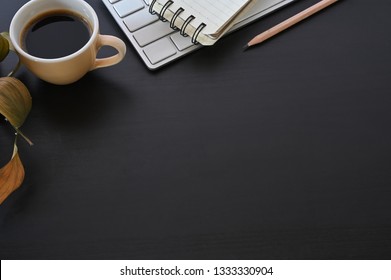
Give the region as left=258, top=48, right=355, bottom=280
left=21, top=10, right=92, bottom=59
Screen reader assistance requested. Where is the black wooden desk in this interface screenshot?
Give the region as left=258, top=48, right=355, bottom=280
left=1, top=0, right=390, bottom=259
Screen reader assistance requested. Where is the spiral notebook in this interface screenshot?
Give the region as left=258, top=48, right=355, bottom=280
left=149, top=0, right=255, bottom=45
left=102, top=0, right=295, bottom=69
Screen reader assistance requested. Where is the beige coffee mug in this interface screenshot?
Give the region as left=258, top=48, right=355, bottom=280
left=9, top=0, right=126, bottom=85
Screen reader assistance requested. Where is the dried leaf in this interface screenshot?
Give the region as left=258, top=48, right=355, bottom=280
left=0, top=32, right=13, bottom=51
left=1, top=32, right=21, bottom=77
left=0, top=144, right=25, bottom=205
left=0, top=38, right=30, bottom=204
left=0, top=33, right=9, bottom=62
left=0, top=77, right=32, bottom=128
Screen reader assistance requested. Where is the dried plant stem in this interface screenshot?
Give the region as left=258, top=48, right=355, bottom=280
left=7, top=59, right=21, bottom=77
left=15, top=128, right=33, bottom=146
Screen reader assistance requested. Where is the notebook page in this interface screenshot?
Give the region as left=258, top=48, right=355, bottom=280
left=153, top=0, right=253, bottom=44
left=180, top=0, right=249, bottom=34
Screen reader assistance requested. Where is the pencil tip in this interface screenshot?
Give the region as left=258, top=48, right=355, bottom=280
left=243, top=44, right=250, bottom=51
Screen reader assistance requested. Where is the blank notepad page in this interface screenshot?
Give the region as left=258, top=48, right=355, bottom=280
left=176, top=0, right=251, bottom=34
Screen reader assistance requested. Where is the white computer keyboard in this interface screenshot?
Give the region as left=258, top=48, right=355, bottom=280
left=102, top=0, right=295, bottom=70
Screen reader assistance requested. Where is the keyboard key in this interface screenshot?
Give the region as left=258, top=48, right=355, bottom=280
left=133, top=20, right=175, bottom=47
left=170, top=32, right=194, bottom=51
left=113, top=0, right=144, bottom=18
left=109, top=0, right=121, bottom=3
left=123, top=8, right=158, bottom=32
left=143, top=38, right=177, bottom=65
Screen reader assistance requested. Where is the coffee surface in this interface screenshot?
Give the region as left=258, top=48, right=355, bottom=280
left=23, top=11, right=91, bottom=59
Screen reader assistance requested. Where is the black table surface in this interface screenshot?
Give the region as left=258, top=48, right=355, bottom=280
left=1, top=0, right=390, bottom=260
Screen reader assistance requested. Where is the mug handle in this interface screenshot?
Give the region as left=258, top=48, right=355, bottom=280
left=92, top=34, right=126, bottom=70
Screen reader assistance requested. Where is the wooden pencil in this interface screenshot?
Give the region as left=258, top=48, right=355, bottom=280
left=244, top=0, right=339, bottom=50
